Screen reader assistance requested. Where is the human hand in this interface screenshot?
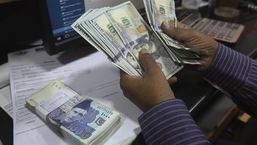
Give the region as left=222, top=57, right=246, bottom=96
left=161, top=21, right=219, bottom=71
left=120, top=49, right=176, bottom=112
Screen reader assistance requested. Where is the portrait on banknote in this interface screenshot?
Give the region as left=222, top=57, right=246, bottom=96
left=26, top=80, right=121, bottom=144
left=47, top=99, right=100, bottom=139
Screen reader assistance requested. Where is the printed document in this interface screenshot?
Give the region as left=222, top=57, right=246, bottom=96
left=0, top=85, right=12, bottom=117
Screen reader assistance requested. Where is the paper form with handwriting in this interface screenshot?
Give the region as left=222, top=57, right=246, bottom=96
left=8, top=46, right=142, bottom=145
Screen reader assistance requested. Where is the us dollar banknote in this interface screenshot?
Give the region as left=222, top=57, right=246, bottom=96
left=72, top=1, right=184, bottom=78
left=144, top=0, right=201, bottom=64
left=73, top=9, right=140, bottom=76
left=89, top=10, right=143, bottom=75
left=105, top=2, right=183, bottom=78
left=71, top=1, right=205, bottom=78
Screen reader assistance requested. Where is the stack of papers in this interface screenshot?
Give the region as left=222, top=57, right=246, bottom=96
left=8, top=46, right=142, bottom=145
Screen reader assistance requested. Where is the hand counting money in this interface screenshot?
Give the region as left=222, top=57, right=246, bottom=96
left=25, top=80, right=121, bottom=145
left=72, top=1, right=201, bottom=79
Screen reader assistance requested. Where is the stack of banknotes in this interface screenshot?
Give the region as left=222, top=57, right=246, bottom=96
left=26, top=80, right=121, bottom=145
left=72, top=0, right=200, bottom=79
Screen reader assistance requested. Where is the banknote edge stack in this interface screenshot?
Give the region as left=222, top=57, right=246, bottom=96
left=25, top=80, right=121, bottom=145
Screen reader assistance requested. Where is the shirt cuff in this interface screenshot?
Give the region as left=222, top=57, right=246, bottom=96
left=138, top=99, right=209, bottom=145
left=202, top=43, right=252, bottom=93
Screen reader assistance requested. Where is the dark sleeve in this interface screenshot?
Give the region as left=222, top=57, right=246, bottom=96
left=138, top=99, right=210, bottom=145
left=203, top=43, right=257, bottom=117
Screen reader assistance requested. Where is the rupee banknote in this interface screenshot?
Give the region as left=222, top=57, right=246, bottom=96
left=26, top=80, right=121, bottom=145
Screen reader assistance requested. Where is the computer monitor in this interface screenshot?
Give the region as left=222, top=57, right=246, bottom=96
left=36, top=0, right=145, bottom=55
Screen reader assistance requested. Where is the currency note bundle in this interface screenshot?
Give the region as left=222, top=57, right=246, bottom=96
left=143, top=0, right=201, bottom=63
left=25, top=80, right=121, bottom=145
left=72, top=1, right=200, bottom=79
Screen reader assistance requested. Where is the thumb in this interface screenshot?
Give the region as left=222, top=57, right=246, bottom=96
left=139, top=49, right=162, bottom=76
left=161, top=21, right=190, bottom=41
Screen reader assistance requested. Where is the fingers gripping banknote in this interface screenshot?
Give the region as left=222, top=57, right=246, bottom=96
left=105, top=2, right=181, bottom=78
left=72, top=1, right=203, bottom=78
left=72, top=1, right=184, bottom=78
left=144, top=0, right=201, bottom=63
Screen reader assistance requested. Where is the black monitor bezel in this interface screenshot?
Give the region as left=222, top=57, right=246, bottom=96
left=36, top=0, right=87, bottom=55
left=36, top=0, right=147, bottom=55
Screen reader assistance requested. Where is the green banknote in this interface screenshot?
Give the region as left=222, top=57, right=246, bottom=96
left=144, top=0, right=201, bottom=64
left=106, top=1, right=183, bottom=78
left=90, top=11, right=142, bottom=75
left=72, top=9, right=138, bottom=75
left=72, top=1, right=204, bottom=78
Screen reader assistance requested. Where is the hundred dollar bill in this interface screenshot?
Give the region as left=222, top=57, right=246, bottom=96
left=145, top=0, right=201, bottom=63
left=79, top=9, right=137, bottom=75
left=72, top=9, right=140, bottom=76
left=72, top=9, right=114, bottom=57
left=81, top=9, right=120, bottom=57
left=73, top=22, right=137, bottom=76
left=143, top=0, right=179, bottom=48
left=151, top=0, right=177, bottom=29
left=106, top=1, right=183, bottom=78
left=26, top=80, right=121, bottom=145
left=89, top=10, right=143, bottom=75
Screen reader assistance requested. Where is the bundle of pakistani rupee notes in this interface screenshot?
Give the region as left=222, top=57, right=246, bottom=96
left=26, top=80, right=120, bottom=145
left=72, top=0, right=201, bottom=79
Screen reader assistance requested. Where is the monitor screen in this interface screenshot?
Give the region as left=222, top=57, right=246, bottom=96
left=37, top=0, right=145, bottom=55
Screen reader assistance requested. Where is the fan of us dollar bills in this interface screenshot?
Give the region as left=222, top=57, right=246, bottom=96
left=72, top=0, right=200, bottom=79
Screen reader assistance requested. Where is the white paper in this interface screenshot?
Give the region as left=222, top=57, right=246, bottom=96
left=0, top=62, right=9, bottom=88
left=9, top=46, right=142, bottom=145
left=0, top=85, right=13, bottom=117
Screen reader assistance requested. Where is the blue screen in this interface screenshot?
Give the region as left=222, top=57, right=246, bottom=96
left=46, top=0, right=85, bottom=41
